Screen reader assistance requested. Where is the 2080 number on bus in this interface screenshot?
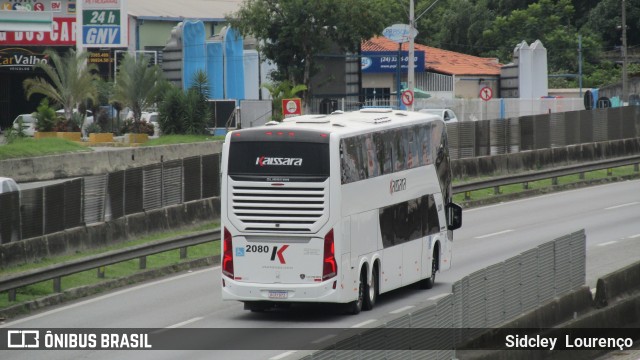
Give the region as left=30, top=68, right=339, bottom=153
left=246, top=245, right=269, bottom=253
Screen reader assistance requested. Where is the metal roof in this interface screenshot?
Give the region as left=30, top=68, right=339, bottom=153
left=127, top=0, right=243, bottom=22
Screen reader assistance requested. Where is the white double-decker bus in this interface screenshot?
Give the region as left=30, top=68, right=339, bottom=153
left=220, top=108, right=462, bottom=314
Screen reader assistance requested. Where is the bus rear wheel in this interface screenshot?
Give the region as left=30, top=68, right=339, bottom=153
left=363, top=267, right=377, bottom=311
left=347, top=270, right=366, bottom=315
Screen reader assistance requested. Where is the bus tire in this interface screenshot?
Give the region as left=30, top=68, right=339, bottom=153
left=347, top=270, right=366, bottom=315
left=419, top=247, right=439, bottom=290
left=363, top=266, right=377, bottom=311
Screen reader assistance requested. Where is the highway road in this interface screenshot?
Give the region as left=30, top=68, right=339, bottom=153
left=2, top=179, right=640, bottom=360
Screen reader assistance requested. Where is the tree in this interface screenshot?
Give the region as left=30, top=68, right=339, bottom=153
left=228, top=0, right=383, bottom=110
left=157, top=71, right=211, bottom=135
left=111, top=53, right=164, bottom=132
left=580, top=0, right=640, bottom=53
left=479, top=0, right=601, bottom=76
left=23, top=48, right=98, bottom=122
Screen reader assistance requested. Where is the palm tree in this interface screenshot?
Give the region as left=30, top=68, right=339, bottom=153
left=262, top=80, right=308, bottom=121
left=111, top=53, right=164, bottom=129
left=23, top=48, right=99, bottom=123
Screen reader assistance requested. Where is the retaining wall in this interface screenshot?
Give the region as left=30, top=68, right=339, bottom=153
left=451, top=138, right=640, bottom=180
left=0, top=197, right=220, bottom=268
left=2, top=139, right=638, bottom=183
left=0, top=142, right=222, bottom=183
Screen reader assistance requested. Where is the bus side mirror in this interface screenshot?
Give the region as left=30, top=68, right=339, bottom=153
left=446, top=203, right=462, bottom=230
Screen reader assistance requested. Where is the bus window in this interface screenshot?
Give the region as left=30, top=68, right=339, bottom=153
left=228, top=141, right=329, bottom=179
left=374, top=131, right=393, bottom=175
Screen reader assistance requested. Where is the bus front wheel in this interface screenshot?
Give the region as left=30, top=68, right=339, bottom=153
left=419, top=248, right=439, bottom=290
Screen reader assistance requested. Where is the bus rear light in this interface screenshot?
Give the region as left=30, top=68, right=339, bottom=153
left=322, top=229, right=337, bottom=281
left=222, top=227, right=234, bottom=278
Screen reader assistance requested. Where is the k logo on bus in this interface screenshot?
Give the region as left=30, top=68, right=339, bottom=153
left=270, top=245, right=289, bottom=264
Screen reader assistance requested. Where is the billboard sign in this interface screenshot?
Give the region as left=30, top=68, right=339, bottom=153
left=79, top=0, right=127, bottom=47
left=361, top=51, right=425, bottom=73
left=382, top=24, right=417, bottom=44
left=0, top=17, right=76, bottom=45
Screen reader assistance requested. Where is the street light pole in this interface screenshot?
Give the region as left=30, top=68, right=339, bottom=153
left=408, top=0, right=415, bottom=111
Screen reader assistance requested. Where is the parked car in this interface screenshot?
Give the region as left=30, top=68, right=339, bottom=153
left=55, top=109, right=94, bottom=135
left=418, top=108, right=459, bottom=123
left=0, top=177, right=20, bottom=194
left=12, top=114, right=37, bottom=136
left=141, top=112, right=161, bottom=136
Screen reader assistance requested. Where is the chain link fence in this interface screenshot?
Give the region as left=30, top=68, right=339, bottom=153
left=0, top=154, right=220, bottom=244
left=301, top=230, right=586, bottom=359
left=447, top=106, right=640, bottom=160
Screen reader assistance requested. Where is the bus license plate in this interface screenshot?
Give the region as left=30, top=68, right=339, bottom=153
left=268, top=291, right=288, bottom=299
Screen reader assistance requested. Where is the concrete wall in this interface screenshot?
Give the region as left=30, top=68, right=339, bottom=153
left=451, top=138, right=640, bottom=180
left=0, top=142, right=222, bottom=183
left=0, top=197, right=220, bottom=268
left=3, top=137, right=638, bottom=184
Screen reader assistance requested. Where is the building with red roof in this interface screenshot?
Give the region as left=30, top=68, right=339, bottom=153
left=361, top=36, right=502, bottom=100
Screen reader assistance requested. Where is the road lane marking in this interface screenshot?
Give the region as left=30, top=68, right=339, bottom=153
left=605, top=202, right=639, bottom=210
left=629, top=234, right=640, bottom=239
left=311, top=334, right=337, bottom=344
left=351, top=319, right=377, bottom=328
left=597, top=241, right=618, bottom=247
left=270, top=351, right=297, bottom=360
left=167, top=316, right=204, bottom=328
left=390, top=305, right=415, bottom=314
left=428, top=293, right=451, bottom=301
left=475, top=229, right=514, bottom=239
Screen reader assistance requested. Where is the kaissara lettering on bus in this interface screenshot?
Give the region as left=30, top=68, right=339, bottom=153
left=256, top=156, right=303, bottom=167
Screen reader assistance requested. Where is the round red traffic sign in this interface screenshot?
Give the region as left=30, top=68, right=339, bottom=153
left=401, top=90, right=414, bottom=106
left=480, top=86, right=493, bottom=101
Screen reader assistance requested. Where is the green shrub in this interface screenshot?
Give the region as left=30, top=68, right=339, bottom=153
left=34, top=98, right=56, bottom=132
left=119, top=119, right=154, bottom=136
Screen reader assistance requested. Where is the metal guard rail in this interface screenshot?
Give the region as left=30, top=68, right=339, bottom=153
left=1, top=154, right=639, bottom=300
left=0, top=229, right=220, bottom=296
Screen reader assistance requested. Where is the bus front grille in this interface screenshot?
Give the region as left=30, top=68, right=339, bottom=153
left=230, top=181, right=329, bottom=233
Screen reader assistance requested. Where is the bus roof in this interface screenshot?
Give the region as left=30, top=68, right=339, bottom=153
left=232, top=109, right=444, bottom=138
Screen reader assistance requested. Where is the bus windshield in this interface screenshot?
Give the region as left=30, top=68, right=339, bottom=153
left=228, top=141, right=330, bottom=179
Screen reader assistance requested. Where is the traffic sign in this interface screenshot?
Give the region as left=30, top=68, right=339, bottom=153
left=282, top=98, right=302, bottom=118
left=401, top=90, right=414, bottom=106
left=480, top=86, right=493, bottom=101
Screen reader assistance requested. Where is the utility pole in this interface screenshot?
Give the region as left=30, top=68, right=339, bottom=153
left=408, top=0, right=415, bottom=111
left=578, top=35, right=582, bottom=97
left=622, top=0, right=628, bottom=103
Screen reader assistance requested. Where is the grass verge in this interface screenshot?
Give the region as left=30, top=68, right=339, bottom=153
left=0, top=138, right=90, bottom=160
left=142, top=134, right=225, bottom=146
left=0, top=222, right=220, bottom=310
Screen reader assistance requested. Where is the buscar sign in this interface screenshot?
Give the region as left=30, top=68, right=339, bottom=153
left=382, top=24, right=417, bottom=44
